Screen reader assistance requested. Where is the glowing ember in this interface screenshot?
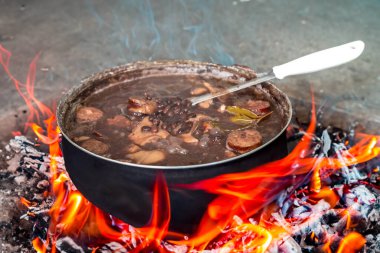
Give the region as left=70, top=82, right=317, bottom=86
left=1, top=44, right=380, bottom=252
left=336, top=232, right=366, bottom=253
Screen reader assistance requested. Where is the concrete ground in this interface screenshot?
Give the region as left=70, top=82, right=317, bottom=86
left=0, top=0, right=379, bottom=138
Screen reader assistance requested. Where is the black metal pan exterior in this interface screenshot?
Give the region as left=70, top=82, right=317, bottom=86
left=57, top=60, right=292, bottom=233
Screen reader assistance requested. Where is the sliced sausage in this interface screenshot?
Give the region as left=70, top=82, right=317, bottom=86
left=76, top=106, right=104, bottom=124
left=244, top=100, right=271, bottom=115
left=128, top=97, right=157, bottom=115
left=80, top=139, right=109, bottom=155
left=107, top=115, right=131, bottom=128
left=226, top=129, right=262, bottom=153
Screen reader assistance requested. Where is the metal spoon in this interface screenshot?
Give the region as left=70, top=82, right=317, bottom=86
left=190, top=40, right=365, bottom=105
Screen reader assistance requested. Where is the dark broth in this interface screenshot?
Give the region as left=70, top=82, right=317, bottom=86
left=66, top=75, right=285, bottom=166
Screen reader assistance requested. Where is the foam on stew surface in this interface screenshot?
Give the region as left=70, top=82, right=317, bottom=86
left=66, top=75, right=285, bottom=166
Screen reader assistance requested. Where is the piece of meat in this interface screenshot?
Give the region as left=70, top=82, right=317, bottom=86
left=80, top=139, right=109, bottom=155
left=124, top=143, right=141, bottom=154
left=225, top=150, right=236, bottom=158
left=179, top=133, right=199, bottom=144
left=203, top=81, right=228, bottom=102
left=149, top=138, right=188, bottom=155
left=191, top=86, right=208, bottom=96
left=69, top=124, right=94, bottom=136
left=226, top=129, right=262, bottom=153
left=218, top=104, right=226, bottom=113
left=128, top=97, right=157, bottom=115
left=202, top=121, right=214, bottom=133
left=244, top=100, right=271, bottom=115
left=128, top=117, right=169, bottom=146
left=73, top=136, right=91, bottom=142
left=76, top=106, right=104, bottom=124
left=203, top=81, right=220, bottom=94
left=107, top=115, right=131, bottom=128
left=198, top=100, right=212, bottom=109
left=126, top=150, right=166, bottom=164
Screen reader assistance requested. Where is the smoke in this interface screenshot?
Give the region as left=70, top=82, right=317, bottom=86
left=84, top=0, right=235, bottom=65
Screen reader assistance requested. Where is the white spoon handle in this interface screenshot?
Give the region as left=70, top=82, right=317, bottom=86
left=272, top=40, right=365, bottom=79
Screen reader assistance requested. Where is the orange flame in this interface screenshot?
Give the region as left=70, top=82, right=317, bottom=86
left=337, top=232, right=366, bottom=253
left=309, top=187, right=339, bottom=207
left=0, top=45, right=54, bottom=131
left=220, top=224, right=273, bottom=253
left=2, top=44, right=379, bottom=252
left=32, top=238, right=46, bottom=253
left=20, top=197, right=32, bottom=208
left=174, top=93, right=380, bottom=247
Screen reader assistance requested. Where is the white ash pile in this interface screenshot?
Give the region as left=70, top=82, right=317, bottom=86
left=266, top=128, right=380, bottom=252
left=0, top=136, right=54, bottom=252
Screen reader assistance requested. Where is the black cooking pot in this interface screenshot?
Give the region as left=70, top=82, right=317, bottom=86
left=57, top=60, right=292, bottom=233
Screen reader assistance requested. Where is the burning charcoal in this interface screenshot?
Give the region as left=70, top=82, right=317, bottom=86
left=100, top=242, right=128, bottom=253
left=365, top=234, right=380, bottom=252
left=226, top=129, right=262, bottom=153
left=80, top=139, right=109, bottom=155
left=76, top=106, right=104, bottom=124
left=276, top=237, right=302, bottom=253
left=368, top=207, right=380, bottom=231
left=36, top=179, right=49, bottom=190
left=345, top=185, right=376, bottom=216
left=55, top=237, right=85, bottom=253
left=290, top=206, right=312, bottom=219
left=163, top=242, right=188, bottom=253
left=6, top=153, right=22, bottom=172
left=321, top=129, right=332, bottom=156
left=14, top=175, right=27, bottom=185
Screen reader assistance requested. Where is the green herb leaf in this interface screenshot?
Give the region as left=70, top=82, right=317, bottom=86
left=226, top=106, right=272, bottom=125
left=226, top=106, right=262, bottom=119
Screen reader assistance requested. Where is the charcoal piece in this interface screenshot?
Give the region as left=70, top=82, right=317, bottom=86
left=56, top=237, right=85, bottom=253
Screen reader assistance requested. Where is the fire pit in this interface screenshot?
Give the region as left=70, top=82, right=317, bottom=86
left=1, top=43, right=380, bottom=252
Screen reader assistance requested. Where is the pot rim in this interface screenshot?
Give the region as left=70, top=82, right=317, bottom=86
left=57, top=60, right=292, bottom=170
